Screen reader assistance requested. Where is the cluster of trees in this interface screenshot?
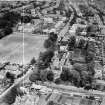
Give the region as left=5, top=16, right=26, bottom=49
left=57, top=65, right=94, bottom=88
left=0, top=11, right=21, bottom=39
left=67, top=36, right=95, bottom=62
left=29, top=32, right=58, bottom=83
left=0, top=27, right=13, bottom=39
left=2, top=11, right=21, bottom=27
left=78, top=4, right=94, bottom=19
left=37, top=32, right=58, bottom=69
left=60, top=67, right=80, bottom=86
left=40, top=32, right=58, bottom=69
left=0, top=10, right=32, bottom=39
left=67, top=36, right=88, bottom=51
left=66, top=35, right=95, bottom=89
left=29, top=67, right=54, bottom=82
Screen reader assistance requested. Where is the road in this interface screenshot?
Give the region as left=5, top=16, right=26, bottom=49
left=57, top=0, right=78, bottom=66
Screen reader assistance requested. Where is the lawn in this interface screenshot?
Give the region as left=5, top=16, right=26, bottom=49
left=0, top=32, right=47, bottom=64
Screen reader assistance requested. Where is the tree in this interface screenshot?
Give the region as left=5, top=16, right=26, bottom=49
left=73, top=63, right=94, bottom=87
left=38, top=50, right=54, bottom=64
left=86, top=41, right=95, bottom=54
left=37, top=60, right=49, bottom=70
left=79, top=4, right=94, bottom=17
left=29, top=66, right=40, bottom=82
left=87, top=62, right=95, bottom=76
left=79, top=79, right=85, bottom=87
left=60, top=68, right=69, bottom=81
left=46, top=70, right=54, bottom=82
left=0, top=19, right=11, bottom=29
left=90, top=34, right=96, bottom=37
left=47, top=101, right=54, bottom=105
left=0, top=2, right=9, bottom=8
left=30, top=57, right=36, bottom=65
left=38, top=50, right=54, bottom=70
left=70, top=70, right=81, bottom=87
left=81, top=71, right=89, bottom=80
left=84, top=41, right=89, bottom=50
left=75, top=27, right=84, bottom=36
left=80, top=70, right=94, bottom=87
left=40, top=70, right=48, bottom=82
left=0, top=29, right=5, bottom=39
left=3, top=11, right=21, bottom=27
left=65, top=9, right=72, bottom=18
left=77, top=38, right=86, bottom=49
left=60, top=66, right=81, bottom=86
left=44, top=39, right=54, bottom=49
left=84, top=83, right=92, bottom=90
left=39, top=70, right=54, bottom=82
left=49, top=32, right=58, bottom=42
left=21, top=16, right=31, bottom=23
left=68, top=36, right=76, bottom=51
left=54, top=78, right=61, bottom=84
left=5, top=72, right=15, bottom=84
left=80, top=71, right=89, bottom=87
left=85, top=41, right=95, bottom=63
left=85, top=53, right=94, bottom=63
left=60, top=67, right=72, bottom=82
left=29, top=71, right=40, bottom=82
left=3, top=27, right=13, bottom=36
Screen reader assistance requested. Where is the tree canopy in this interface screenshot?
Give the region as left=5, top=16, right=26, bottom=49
left=49, top=32, right=58, bottom=42
left=30, top=57, right=36, bottom=65
left=46, top=70, right=54, bottom=81
left=3, top=11, right=21, bottom=27
left=68, top=36, right=76, bottom=51
left=38, top=50, right=54, bottom=63
left=44, top=39, right=54, bottom=49
left=21, top=16, right=32, bottom=23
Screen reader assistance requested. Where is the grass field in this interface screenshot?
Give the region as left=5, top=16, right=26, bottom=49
left=0, top=32, right=47, bottom=64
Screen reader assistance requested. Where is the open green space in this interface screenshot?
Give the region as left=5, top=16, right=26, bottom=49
left=0, top=32, right=47, bottom=64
